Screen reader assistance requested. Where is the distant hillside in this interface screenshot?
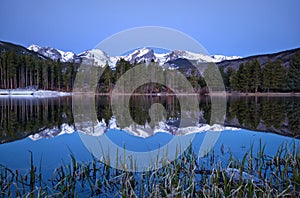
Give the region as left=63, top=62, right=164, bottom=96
left=217, top=48, right=300, bottom=70
left=0, top=41, right=47, bottom=59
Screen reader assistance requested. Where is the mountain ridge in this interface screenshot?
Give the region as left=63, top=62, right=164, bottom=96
left=1, top=40, right=299, bottom=71
left=27, top=43, right=242, bottom=67
left=27, top=43, right=300, bottom=71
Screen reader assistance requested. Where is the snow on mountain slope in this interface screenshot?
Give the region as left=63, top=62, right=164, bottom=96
left=211, top=55, right=242, bottom=62
left=28, top=44, right=241, bottom=67
left=59, top=51, right=77, bottom=62
left=124, top=48, right=157, bottom=63
left=164, top=50, right=215, bottom=63
left=28, top=44, right=76, bottom=62
left=122, top=48, right=238, bottom=64
left=78, top=49, right=121, bottom=67
left=27, top=44, right=40, bottom=52
left=120, top=48, right=242, bottom=66
left=78, top=49, right=108, bottom=66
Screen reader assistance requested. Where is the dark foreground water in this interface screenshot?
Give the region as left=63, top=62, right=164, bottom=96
left=0, top=95, right=299, bottom=174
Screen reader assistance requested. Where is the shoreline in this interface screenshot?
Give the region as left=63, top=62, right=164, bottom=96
left=1, top=89, right=300, bottom=97
left=0, top=89, right=71, bottom=97
left=224, top=92, right=300, bottom=97
left=73, top=91, right=300, bottom=97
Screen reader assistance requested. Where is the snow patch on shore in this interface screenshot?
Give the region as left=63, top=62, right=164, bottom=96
left=0, top=89, right=71, bottom=97
left=33, top=90, right=71, bottom=97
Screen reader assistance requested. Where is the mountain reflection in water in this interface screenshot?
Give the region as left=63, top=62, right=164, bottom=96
left=0, top=95, right=299, bottom=144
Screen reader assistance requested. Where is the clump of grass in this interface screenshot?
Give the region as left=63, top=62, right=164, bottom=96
left=0, top=152, right=49, bottom=197
left=200, top=141, right=300, bottom=197
left=0, top=141, right=299, bottom=197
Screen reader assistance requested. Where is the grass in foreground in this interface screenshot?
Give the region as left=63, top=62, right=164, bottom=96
left=0, top=142, right=299, bottom=197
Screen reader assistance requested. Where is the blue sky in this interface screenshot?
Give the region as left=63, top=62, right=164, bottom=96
left=0, top=0, right=299, bottom=57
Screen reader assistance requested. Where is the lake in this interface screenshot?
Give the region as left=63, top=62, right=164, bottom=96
left=0, top=95, right=299, bottom=197
left=0, top=95, right=299, bottom=173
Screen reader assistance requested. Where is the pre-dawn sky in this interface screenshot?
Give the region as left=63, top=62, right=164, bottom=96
left=0, top=0, right=299, bottom=57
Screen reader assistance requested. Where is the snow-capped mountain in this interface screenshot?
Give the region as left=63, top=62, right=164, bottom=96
left=164, top=50, right=215, bottom=63
left=77, top=49, right=119, bottom=67
left=122, top=48, right=241, bottom=64
left=27, top=44, right=242, bottom=67
left=211, top=55, right=242, bottom=62
left=28, top=44, right=77, bottom=62
left=124, top=48, right=157, bottom=63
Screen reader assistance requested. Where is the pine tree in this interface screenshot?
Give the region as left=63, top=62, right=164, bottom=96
left=237, top=63, right=248, bottom=92
left=244, top=61, right=253, bottom=92
left=64, top=62, right=73, bottom=91
left=262, top=60, right=273, bottom=92
left=103, top=63, right=112, bottom=93
left=229, top=68, right=239, bottom=91
left=188, top=68, right=200, bottom=92
left=287, top=53, right=300, bottom=92
left=115, top=58, right=132, bottom=93
left=0, top=55, right=3, bottom=88
left=7, top=51, right=17, bottom=89
left=223, top=67, right=234, bottom=90
left=42, top=61, right=49, bottom=89
left=54, top=59, right=63, bottom=90
left=251, top=59, right=261, bottom=93
left=272, top=60, right=286, bottom=91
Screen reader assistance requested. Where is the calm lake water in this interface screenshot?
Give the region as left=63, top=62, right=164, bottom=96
left=0, top=95, right=299, bottom=173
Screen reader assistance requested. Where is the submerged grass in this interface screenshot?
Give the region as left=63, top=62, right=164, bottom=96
left=0, top=141, right=299, bottom=197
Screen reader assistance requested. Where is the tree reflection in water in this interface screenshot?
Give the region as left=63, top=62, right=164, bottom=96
left=0, top=96, right=299, bottom=144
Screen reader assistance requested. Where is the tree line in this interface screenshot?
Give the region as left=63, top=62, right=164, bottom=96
left=0, top=51, right=77, bottom=91
left=95, top=59, right=208, bottom=94
left=0, top=51, right=207, bottom=94
left=1, top=50, right=299, bottom=93
left=221, top=53, right=300, bottom=93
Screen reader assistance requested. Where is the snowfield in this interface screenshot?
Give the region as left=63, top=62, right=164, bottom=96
left=33, top=90, right=71, bottom=97
left=0, top=89, right=71, bottom=97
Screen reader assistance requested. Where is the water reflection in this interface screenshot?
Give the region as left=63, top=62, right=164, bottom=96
left=93, top=95, right=300, bottom=138
left=0, top=97, right=74, bottom=143
left=225, top=96, right=300, bottom=137
left=0, top=96, right=299, bottom=144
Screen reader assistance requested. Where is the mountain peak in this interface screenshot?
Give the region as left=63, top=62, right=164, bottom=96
left=27, top=44, right=242, bottom=68
left=78, top=49, right=109, bottom=58
left=28, top=44, right=76, bottom=62
left=28, top=44, right=42, bottom=52
left=124, top=47, right=156, bottom=63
